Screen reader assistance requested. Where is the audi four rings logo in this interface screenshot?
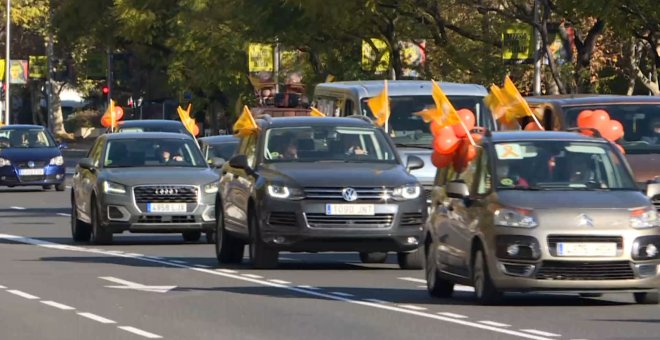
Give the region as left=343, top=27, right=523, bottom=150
left=155, top=188, right=178, bottom=195
left=342, top=188, right=358, bottom=202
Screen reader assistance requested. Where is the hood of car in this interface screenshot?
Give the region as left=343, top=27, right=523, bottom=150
left=102, top=167, right=219, bottom=186
left=497, top=190, right=650, bottom=210
left=260, top=162, right=417, bottom=188
left=0, top=147, right=61, bottom=162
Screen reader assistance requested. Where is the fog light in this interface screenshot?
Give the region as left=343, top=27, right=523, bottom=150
left=506, top=244, right=520, bottom=256
left=635, top=264, right=658, bottom=278
left=406, top=237, right=418, bottom=245
left=274, top=236, right=286, bottom=244
left=646, top=244, right=658, bottom=258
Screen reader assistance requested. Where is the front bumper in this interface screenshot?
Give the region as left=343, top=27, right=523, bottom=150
left=0, top=165, right=65, bottom=186
left=257, top=197, right=426, bottom=252
left=98, top=188, right=216, bottom=234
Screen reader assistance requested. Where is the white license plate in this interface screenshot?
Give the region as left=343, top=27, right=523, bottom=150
left=325, top=204, right=375, bottom=216
left=557, top=242, right=617, bottom=257
left=147, top=203, right=187, bottom=213
left=19, top=168, right=44, bottom=176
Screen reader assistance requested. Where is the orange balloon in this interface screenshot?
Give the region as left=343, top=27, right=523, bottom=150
left=601, top=119, right=624, bottom=141
left=113, top=106, right=124, bottom=120
left=433, top=126, right=460, bottom=155
left=101, top=114, right=118, bottom=128
left=452, top=109, right=476, bottom=138
left=431, top=151, right=453, bottom=168
left=576, top=110, right=594, bottom=128
left=524, top=121, right=543, bottom=131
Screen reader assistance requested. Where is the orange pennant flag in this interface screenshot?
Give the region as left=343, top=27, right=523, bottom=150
left=367, top=80, right=390, bottom=127
left=310, top=107, right=326, bottom=117
left=233, top=106, right=259, bottom=137
left=415, top=80, right=460, bottom=127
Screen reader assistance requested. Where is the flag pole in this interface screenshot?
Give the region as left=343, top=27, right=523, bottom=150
left=384, top=79, right=389, bottom=134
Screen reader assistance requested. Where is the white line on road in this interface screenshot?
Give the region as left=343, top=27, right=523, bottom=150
left=7, top=289, right=39, bottom=300
left=398, top=277, right=426, bottom=283
left=296, top=285, right=321, bottom=290
left=77, top=312, right=116, bottom=324
left=10, top=206, right=26, bottom=210
left=330, top=292, right=354, bottom=297
left=520, top=329, right=561, bottom=337
left=242, top=274, right=263, bottom=279
left=399, top=277, right=474, bottom=292
left=56, top=213, right=71, bottom=217
left=41, top=300, right=75, bottom=310
left=398, top=304, right=427, bottom=311
left=0, top=233, right=560, bottom=340
left=0, top=285, right=6, bottom=289
left=118, top=326, right=163, bottom=339
left=217, top=269, right=237, bottom=273
left=438, top=312, right=468, bottom=319
left=268, top=279, right=291, bottom=285
left=479, top=321, right=511, bottom=327
left=364, top=299, right=388, bottom=304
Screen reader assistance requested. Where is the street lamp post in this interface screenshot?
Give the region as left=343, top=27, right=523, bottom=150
left=4, top=0, right=10, bottom=125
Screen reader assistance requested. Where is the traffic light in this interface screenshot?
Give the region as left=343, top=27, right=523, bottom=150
left=102, top=85, right=109, bottom=95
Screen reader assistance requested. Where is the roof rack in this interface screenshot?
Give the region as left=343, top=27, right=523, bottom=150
left=566, top=127, right=602, bottom=138
left=346, top=114, right=373, bottom=124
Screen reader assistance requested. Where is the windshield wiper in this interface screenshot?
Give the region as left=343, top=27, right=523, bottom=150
left=395, top=143, right=432, bottom=149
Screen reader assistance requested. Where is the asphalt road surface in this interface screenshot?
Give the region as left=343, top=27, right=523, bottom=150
left=1, top=152, right=658, bottom=339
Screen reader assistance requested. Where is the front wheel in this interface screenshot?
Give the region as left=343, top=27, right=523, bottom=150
left=249, top=212, right=278, bottom=269
left=634, top=292, right=659, bottom=304
left=215, top=206, right=244, bottom=264
left=425, top=241, right=454, bottom=298
left=71, top=197, right=91, bottom=242
left=397, top=249, right=424, bottom=269
left=90, top=201, right=113, bottom=245
left=205, top=232, right=216, bottom=244
left=473, top=249, right=501, bottom=305
left=55, top=183, right=66, bottom=192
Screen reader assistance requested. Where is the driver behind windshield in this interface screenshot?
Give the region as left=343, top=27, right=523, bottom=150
left=642, top=118, right=660, bottom=144
left=342, top=134, right=367, bottom=156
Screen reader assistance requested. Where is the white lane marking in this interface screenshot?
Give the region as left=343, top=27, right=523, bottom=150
left=268, top=279, right=291, bottom=285
left=330, top=292, right=354, bottom=297
left=125, top=253, right=144, bottom=257
left=10, top=206, right=26, bottom=210
left=0, top=285, right=6, bottom=289
left=7, top=289, right=39, bottom=300
left=104, top=250, right=124, bottom=255
left=77, top=312, right=116, bottom=324
left=56, top=213, right=71, bottom=217
left=242, top=274, right=263, bottom=279
left=521, top=329, right=561, bottom=337
left=438, top=312, right=468, bottom=319
left=296, top=285, right=321, bottom=290
left=0, top=233, right=558, bottom=340
left=217, top=269, right=237, bottom=273
left=455, top=285, right=475, bottom=292
left=41, top=300, right=75, bottom=310
left=118, top=326, right=163, bottom=339
left=195, top=264, right=212, bottom=268
left=480, top=321, right=511, bottom=327
left=99, top=276, right=176, bottom=293
left=364, top=298, right=388, bottom=304
left=169, top=260, right=187, bottom=264
left=399, top=304, right=427, bottom=311
left=398, top=277, right=426, bottom=284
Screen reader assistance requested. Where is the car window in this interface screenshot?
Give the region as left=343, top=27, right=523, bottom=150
left=88, top=138, right=105, bottom=167
left=262, top=126, right=397, bottom=163
left=103, top=138, right=206, bottom=168
left=0, top=128, right=56, bottom=148
left=493, top=141, right=637, bottom=191
left=475, top=148, right=492, bottom=195
left=208, top=142, right=239, bottom=161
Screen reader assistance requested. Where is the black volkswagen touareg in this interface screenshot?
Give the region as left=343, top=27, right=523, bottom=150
left=215, top=115, right=427, bottom=268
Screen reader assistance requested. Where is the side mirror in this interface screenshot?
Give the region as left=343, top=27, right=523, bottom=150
left=58, top=143, right=68, bottom=150
left=447, top=181, right=470, bottom=199
left=211, top=157, right=226, bottom=168
left=647, top=182, right=660, bottom=199
left=228, top=155, right=249, bottom=170
left=406, top=155, right=424, bottom=172
left=78, top=158, right=95, bottom=171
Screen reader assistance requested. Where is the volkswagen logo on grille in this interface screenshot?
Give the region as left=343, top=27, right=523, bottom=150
left=342, top=187, right=358, bottom=202
left=27, top=161, right=35, bottom=168
left=155, top=188, right=178, bottom=195
left=577, top=213, right=594, bottom=227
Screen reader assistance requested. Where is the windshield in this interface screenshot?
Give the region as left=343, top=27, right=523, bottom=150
left=360, top=95, right=488, bottom=146
left=263, top=126, right=397, bottom=163
left=493, top=141, right=637, bottom=191
left=564, top=104, right=660, bottom=155
left=0, top=128, right=56, bottom=148
left=117, top=126, right=188, bottom=134
left=208, top=142, right=239, bottom=160
left=104, top=138, right=206, bottom=168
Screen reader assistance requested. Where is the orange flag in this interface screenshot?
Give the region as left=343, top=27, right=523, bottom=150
left=233, top=106, right=259, bottom=137
left=415, top=80, right=460, bottom=127
left=367, top=80, right=390, bottom=127
left=310, top=107, right=326, bottom=117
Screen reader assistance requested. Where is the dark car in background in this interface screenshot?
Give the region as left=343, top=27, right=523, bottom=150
left=198, top=135, right=239, bottom=167
left=0, top=125, right=66, bottom=191
left=112, top=119, right=192, bottom=136
left=215, top=116, right=427, bottom=269
left=71, top=132, right=219, bottom=244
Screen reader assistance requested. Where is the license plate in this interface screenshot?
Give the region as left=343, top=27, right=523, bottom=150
left=325, top=204, right=375, bottom=216
left=556, top=242, right=617, bottom=257
left=19, top=168, right=44, bottom=176
left=147, top=203, right=187, bottom=213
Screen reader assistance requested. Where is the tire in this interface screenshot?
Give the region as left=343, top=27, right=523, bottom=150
left=182, top=231, right=202, bottom=242
left=205, top=232, right=216, bottom=244
left=359, top=252, right=388, bottom=264
left=473, top=249, right=501, bottom=305
left=397, top=249, right=424, bottom=269
left=249, top=210, right=278, bottom=269
left=634, top=292, right=660, bottom=304
left=71, top=196, right=91, bottom=242
left=90, top=199, right=113, bottom=245
left=215, top=205, right=244, bottom=264
left=55, top=183, right=66, bottom=192
left=42, top=185, right=53, bottom=190
left=425, top=240, right=454, bottom=298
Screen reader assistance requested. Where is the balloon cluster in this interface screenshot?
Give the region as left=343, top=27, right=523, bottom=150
left=101, top=105, right=124, bottom=128
left=576, top=110, right=625, bottom=153
left=430, top=109, right=482, bottom=172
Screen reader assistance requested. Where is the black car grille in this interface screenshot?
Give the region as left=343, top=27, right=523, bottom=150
left=303, top=187, right=392, bottom=201
left=15, top=161, right=48, bottom=169
left=305, top=213, right=394, bottom=228
left=137, top=215, right=195, bottom=224
left=268, top=212, right=297, bottom=227
left=547, top=235, right=623, bottom=257
left=133, top=186, right=198, bottom=203
left=18, top=175, right=46, bottom=182
left=400, top=212, right=424, bottom=227
left=536, top=261, right=634, bottom=280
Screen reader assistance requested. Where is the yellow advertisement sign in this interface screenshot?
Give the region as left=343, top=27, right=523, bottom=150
left=248, top=43, right=274, bottom=72
left=361, top=38, right=390, bottom=73
left=501, top=24, right=534, bottom=64
left=29, top=56, right=47, bottom=79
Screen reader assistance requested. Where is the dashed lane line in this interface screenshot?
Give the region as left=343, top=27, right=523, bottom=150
left=56, top=213, right=71, bottom=217
left=0, top=285, right=6, bottom=289
left=118, top=326, right=163, bottom=339
left=77, top=312, right=116, bottom=324
left=438, top=312, right=468, bottom=319
left=521, top=329, right=561, bottom=337
left=296, top=285, right=321, bottom=290
left=400, top=277, right=474, bottom=292
left=217, top=269, right=237, bottom=274
left=479, top=321, right=511, bottom=328
left=41, top=300, right=75, bottom=310
left=0, top=233, right=562, bottom=340
left=268, top=279, right=291, bottom=285
left=399, top=304, right=427, bottom=311
left=364, top=298, right=388, bottom=304
left=242, top=274, right=263, bottom=279
left=398, top=277, right=426, bottom=283
left=10, top=206, right=26, bottom=210
left=7, top=289, right=39, bottom=300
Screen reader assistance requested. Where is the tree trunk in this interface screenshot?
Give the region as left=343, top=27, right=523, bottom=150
left=51, top=83, right=73, bottom=140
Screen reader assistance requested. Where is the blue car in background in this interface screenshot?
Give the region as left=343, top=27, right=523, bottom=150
left=0, top=125, right=66, bottom=191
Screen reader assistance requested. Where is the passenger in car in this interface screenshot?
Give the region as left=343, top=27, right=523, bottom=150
left=279, top=134, right=298, bottom=160
left=342, top=135, right=367, bottom=156
left=496, top=161, right=529, bottom=187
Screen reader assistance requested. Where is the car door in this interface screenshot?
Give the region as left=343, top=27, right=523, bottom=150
left=222, top=135, right=257, bottom=236
left=74, top=138, right=104, bottom=223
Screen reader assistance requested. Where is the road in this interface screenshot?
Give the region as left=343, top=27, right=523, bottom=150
left=1, top=152, right=658, bottom=339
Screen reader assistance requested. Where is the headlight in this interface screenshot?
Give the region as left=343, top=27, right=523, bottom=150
left=0, top=157, right=10, bottom=167
left=102, top=181, right=127, bottom=194
left=630, top=206, right=659, bottom=229
left=204, top=182, right=219, bottom=194
left=494, top=208, right=538, bottom=228
left=266, top=184, right=304, bottom=200
left=50, top=156, right=64, bottom=166
left=392, top=184, right=421, bottom=200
